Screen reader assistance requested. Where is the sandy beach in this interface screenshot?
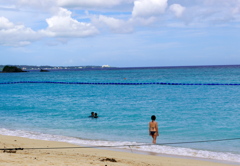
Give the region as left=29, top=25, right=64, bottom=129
left=0, top=135, right=238, bottom=166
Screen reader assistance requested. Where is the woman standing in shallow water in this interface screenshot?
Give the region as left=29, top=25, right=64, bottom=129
left=149, top=115, right=159, bottom=144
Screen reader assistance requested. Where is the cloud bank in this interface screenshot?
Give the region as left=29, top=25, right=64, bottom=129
left=0, top=0, right=240, bottom=46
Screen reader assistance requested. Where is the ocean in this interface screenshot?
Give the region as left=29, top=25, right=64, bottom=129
left=0, top=65, right=240, bottom=163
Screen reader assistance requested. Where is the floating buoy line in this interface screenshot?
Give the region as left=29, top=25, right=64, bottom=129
left=1, top=81, right=240, bottom=86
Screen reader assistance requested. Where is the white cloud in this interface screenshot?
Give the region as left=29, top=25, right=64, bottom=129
left=0, top=17, right=41, bottom=46
left=0, top=0, right=56, bottom=12
left=1, top=0, right=240, bottom=47
left=132, top=0, right=168, bottom=18
left=169, top=4, right=185, bottom=17
left=16, top=0, right=56, bottom=11
left=58, top=0, right=120, bottom=8
left=57, top=0, right=135, bottom=10
left=0, top=17, right=14, bottom=29
left=90, top=0, right=169, bottom=33
left=232, top=5, right=240, bottom=16
left=202, top=0, right=239, bottom=6
left=0, top=7, right=100, bottom=46
left=92, top=15, right=133, bottom=33
left=42, top=8, right=99, bottom=38
left=177, top=0, right=240, bottom=25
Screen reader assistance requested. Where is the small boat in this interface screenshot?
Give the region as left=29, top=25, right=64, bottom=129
left=40, top=69, right=49, bottom=72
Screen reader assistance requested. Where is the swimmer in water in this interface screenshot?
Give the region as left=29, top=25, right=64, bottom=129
left=94, top=113, right=98, bottom=118
left=89, top=112, right=94, bottom=118
left=149, top=115, right=159, bottom=144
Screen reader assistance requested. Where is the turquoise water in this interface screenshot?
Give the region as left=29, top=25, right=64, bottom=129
left=0, top=66, right=240, bottom=162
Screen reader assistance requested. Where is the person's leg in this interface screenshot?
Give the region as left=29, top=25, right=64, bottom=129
left=153, top=134, right=157, bottom=144
left=151, top=133, right=155, bottom=144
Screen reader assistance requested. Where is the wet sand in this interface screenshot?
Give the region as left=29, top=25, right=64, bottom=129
left=0, top=135, right=238, bottom=166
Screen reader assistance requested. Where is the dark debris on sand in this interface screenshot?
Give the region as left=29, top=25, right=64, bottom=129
left=100, top=157, right=117, bottom=162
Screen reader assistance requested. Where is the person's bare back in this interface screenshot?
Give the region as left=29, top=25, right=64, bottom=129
left=149, top=121, right=157, bottom=131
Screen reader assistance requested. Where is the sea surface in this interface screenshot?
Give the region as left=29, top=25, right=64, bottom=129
left=0, top=66, right=240, bottom=163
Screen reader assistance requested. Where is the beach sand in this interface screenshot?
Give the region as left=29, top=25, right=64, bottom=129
left=0, top=135, right=238, bottom=166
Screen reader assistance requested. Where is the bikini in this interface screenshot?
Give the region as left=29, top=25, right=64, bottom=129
left=150, top=131, right=156, bottom=136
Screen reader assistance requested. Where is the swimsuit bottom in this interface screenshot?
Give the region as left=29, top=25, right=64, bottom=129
left=150, top=131, right=156, bottom=136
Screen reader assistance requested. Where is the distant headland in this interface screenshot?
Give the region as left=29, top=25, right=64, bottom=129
left=1, top=64, right=240, bottom=72
left=1, top=65, right=27, bottom=73
left=0, top=65, right=114, bottom=72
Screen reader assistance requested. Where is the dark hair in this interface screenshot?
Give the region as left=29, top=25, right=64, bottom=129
left=151, top=115, right=156, bottom=121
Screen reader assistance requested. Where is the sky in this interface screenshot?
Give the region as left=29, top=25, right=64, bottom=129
left=0, top=0, right=240, bottom=67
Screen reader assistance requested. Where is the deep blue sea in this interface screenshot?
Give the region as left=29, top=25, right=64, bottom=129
left=0, top=66, right=240, bottom=163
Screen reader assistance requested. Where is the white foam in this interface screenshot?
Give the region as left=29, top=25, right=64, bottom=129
left=135, top=145, right=240, bottom=163
left=1, top=128, right=240, bottom=163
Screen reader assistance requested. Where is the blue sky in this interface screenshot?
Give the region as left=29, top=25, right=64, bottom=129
left=0, top=0, right=240, bottom=67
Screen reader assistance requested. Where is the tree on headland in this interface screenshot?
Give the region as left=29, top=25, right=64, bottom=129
left=2, top=65, right=27, bottom=72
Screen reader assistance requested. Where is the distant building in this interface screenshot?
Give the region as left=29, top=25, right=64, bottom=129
left=102, top=65, right=110, bottom=68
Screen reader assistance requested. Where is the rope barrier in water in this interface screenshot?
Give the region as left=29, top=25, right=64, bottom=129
left=1, top=137, right=240, bottom=151
left=1, top=81, right=240, bottom=86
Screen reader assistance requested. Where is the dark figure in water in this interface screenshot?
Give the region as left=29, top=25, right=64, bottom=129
left=94, top=113, right=98, bottom=118
left=89, top=112, right=95, bottom=118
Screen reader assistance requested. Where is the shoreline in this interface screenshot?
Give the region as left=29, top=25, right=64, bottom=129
left=0, top=134, right=239, bottom=166
left=93, top=145, right=240, bottom=166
